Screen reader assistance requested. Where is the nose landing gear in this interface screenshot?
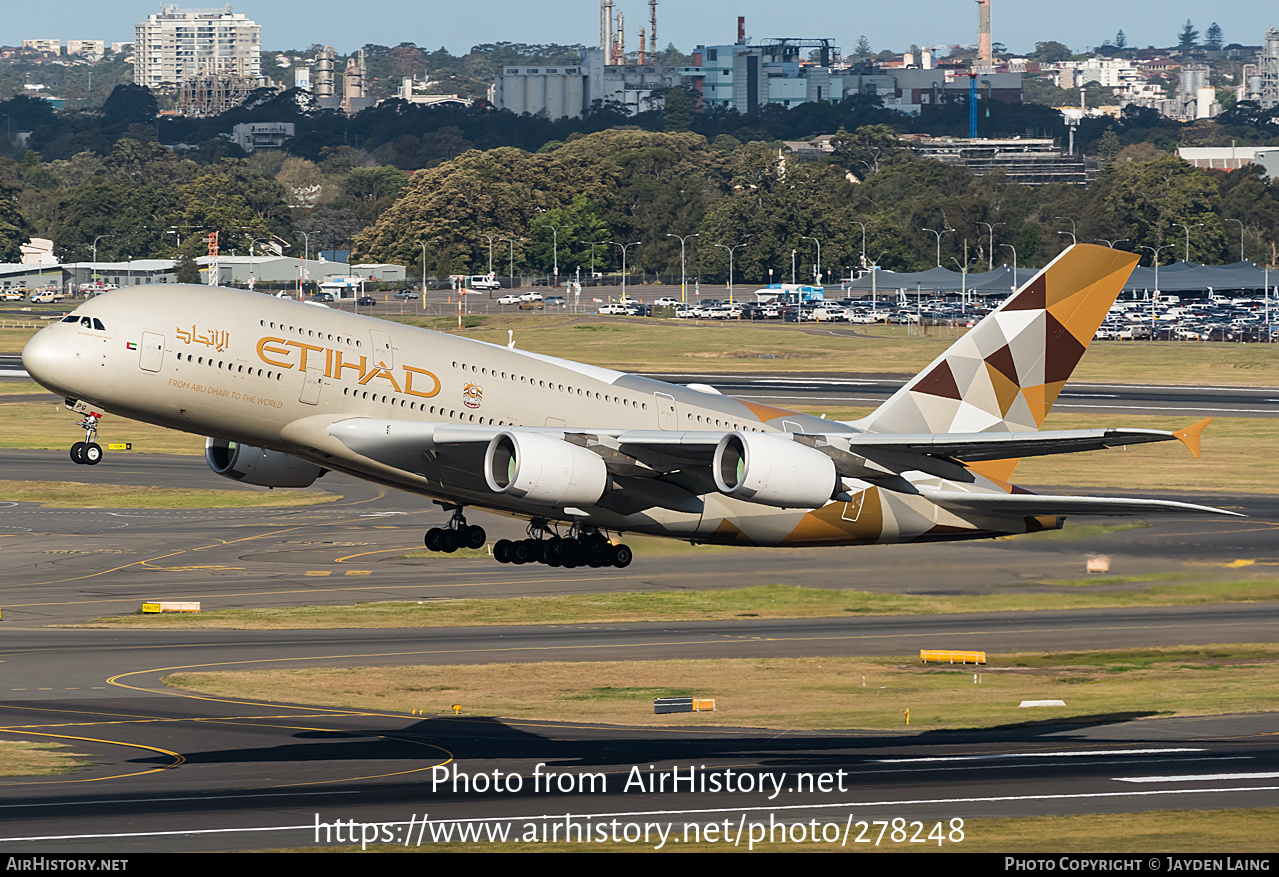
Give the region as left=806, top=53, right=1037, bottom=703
left=69, top=412, right=103, bottom=465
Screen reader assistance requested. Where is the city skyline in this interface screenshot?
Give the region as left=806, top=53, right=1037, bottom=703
left=1, top=2, right=1272, bottom=60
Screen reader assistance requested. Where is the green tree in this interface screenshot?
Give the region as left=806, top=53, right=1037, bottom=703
left=1030, top=41, right=1071, bottom=62
left=1205, top=23, right=1223, bottom=51
left=529, top=194, right=609, bottom=275
left=1178, top=21, right=1200, bottom=51
left=1115, top=30, right=1127, bottom=49
left=0, top=178, right=29, bottom=262
left=663, top=86, right=694, bottom=133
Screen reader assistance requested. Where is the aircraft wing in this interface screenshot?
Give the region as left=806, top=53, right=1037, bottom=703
left=916, top=487, right=1244, bottom=518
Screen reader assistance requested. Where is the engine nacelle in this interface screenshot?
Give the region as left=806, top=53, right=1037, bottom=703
left=484, top=431, right=608, bottom=507
left=712, top=432, right=837, bottom=508
left=205, top=437, right=324, bottom=488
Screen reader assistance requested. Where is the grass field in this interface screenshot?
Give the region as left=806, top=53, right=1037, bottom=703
left=0, top=401, right=205, bottom=455
left=86, top=579, right=1279, bottom=629
left=0, top=479, right=336, bottom=509
left=0, top=740, right=93, bottom=777
left=163, top=644, right=1279, bottom=731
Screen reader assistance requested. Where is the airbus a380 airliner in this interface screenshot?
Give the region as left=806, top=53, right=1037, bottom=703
left=22, top=244, right=1238, bottom=569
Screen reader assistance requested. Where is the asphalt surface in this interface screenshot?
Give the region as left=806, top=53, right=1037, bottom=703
left=0, top=448, right=1276, bottom=851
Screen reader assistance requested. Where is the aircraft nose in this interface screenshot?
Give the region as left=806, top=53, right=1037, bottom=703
left=22, top=327, right=74, bottom=396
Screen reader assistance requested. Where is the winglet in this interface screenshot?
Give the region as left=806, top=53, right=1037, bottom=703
left=1173, top=418, right=1212, bottom=459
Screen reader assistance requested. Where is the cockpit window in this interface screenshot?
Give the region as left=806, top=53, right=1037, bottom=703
left=93, top=318, right=105, bottom=330
left=62, top=315, right=78, bottom=323
left=80, top=317, right=92, bottom=328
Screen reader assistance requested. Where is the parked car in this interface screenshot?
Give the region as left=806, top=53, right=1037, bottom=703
left=311, top=292, right=335, bottom=302
left=393, top=291, right=419, bottom=300
left=497, top=294, right=522, bottom=305
left=519, top=291, right=544, bottom=302
left=356, top=296, right=377, bottom=306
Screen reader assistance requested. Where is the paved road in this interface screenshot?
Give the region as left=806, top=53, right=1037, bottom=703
left=0, top=450, right=1276, bottom=850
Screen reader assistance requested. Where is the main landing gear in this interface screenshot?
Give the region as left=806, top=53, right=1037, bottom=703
left=69, top=413, right=103, bottom=466
left=424, top=503, right=486, bottom=553
left=492, top=521, right=632, bottom=569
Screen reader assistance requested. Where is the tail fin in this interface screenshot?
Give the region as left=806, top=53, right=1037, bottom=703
left=857, top=243, right=1139, bottom=436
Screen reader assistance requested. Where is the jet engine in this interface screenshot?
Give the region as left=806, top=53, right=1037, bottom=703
left=484, top=431, right=608, bottom=507
left=205, top=437, right=324, bottom=488
left=712, top=432, right=837, bottom=508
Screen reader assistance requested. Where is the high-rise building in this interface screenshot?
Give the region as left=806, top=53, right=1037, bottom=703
left=133, top=5, right=261, bottom=89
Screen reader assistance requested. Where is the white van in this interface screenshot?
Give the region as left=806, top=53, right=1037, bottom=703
left=468, top=275, right=501, bottom=290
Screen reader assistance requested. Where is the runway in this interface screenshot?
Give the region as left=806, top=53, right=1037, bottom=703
left=1, top=449, right=1277, bottom=850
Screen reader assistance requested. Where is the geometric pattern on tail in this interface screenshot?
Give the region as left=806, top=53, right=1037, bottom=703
left=858, top=244, right=1141, bottom=436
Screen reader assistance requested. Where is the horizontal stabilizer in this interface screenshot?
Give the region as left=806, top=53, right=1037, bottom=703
left=841, top=427, right=1185, bottom=463
left=917, top=487, right=1244, bottom=518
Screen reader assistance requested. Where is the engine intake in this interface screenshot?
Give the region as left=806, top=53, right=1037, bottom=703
left=205, top=437, right=324, bottom=488
left=713, top=432, right=837, bottom=508
left=484, top=431, right=607, bottom=507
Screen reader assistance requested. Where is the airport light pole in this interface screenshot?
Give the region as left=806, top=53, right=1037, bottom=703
left=851, top=221, right=868, bottom=267
left=544, top=224, right=566, bottom=288
left=952, top=256, right=977, bottom=314
left=250, top=238, right=270, bottom=290
left=612, top=241, right=641, bottom=302
left=800, top=235, right=821, bottom=284
left=498, top=237, right=518, bottom=286
left=1001, top=243, right=1018, bottom=292
left=1139, top=244, right=1172, bottom=333
left=979, top=221, right=1004, bottom=272
left=481, top=233, right=496, bottom=276
left=667, top=232, right=698, bottom=303
left=714, top=241, right=748, bottom=305
left=869, top=250, right=890, bottom=312
left=91, top=234, right=113, bottom=289
left=1095, top=238, right=1128, bottom=249
left=922, top=227, right=952, bottom=268
left=1174, top=222, right=1203, bottom=264
left=1056, top=216, right=1076, bottom=246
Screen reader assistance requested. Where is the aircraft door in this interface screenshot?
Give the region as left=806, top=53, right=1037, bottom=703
left=139, top=332, right=165, bottom=372
left=299, top=362, right=324, bottom=405
left=370, top=329, right=394, bottom=369
left=654, top=392, right=677, bottom=430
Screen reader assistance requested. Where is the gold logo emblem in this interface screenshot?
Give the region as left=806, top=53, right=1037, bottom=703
left=462, top=382, right=483, bottom=409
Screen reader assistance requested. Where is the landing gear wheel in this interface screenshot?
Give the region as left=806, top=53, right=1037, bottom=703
left=461, top=525, right=486, bottom=550
left=493, top=539, right=513, bottom=563
left=582, top=533, right=609, bottom=563
left=439, top=528, right=460, bottom=553
left=83, top=442, right=102, bottom=465
left=608, top=543, right=633, bottom=569
left=70, top=442, right=86, bottom=464
left=425, top=528, right=443, bottom=551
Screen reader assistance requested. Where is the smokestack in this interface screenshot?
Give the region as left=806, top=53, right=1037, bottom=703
left=737, top=16, right=746, bottom=46
left=977, top=0, right=992, bottom=70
